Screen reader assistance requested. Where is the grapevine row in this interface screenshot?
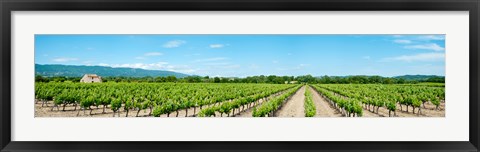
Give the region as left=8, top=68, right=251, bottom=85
left=310, top=85, right=363, bottom=117
left=252, top=85, right=303, bottom=117
left=314, top=84, right=444, bottom=116
left=195, top=84, right=298, bottom=117
left=304, top=87, right=316, bottom=117
left=35, top=82, right=297, bottom=117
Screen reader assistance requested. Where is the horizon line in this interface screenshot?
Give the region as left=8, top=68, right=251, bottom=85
left=35, top=63, right=446, bottom=78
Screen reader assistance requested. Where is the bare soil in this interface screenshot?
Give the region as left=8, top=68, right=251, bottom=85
left=274, top=86, right=306, bottom=117
left=364, top=99, right=445, bottom=117
left=35, top=99, right=220, bottom=118
left=394, top=101, right=446, bottom=117
left=35, top=100, right=152, bottom=117
left=308, top=86, right=343, bottom=117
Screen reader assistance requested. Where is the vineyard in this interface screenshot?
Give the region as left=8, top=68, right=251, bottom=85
left=35, top=82, right=299, bottom=117
left=35, top=82, right=445, bottom=117
left=311, top=83, right=445, bottom=117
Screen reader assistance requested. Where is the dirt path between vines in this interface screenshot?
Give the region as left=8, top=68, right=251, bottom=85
left=274, top=86, right=306, bottom=117
left=308, top=86, right=342, bottom=117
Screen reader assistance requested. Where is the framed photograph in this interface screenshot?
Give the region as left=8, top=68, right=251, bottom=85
left=1, top=0, right=479, bottom=151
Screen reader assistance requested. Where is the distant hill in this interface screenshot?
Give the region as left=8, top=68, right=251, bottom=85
left=314, top=75, right=444, bottom=82
left=393, top=75, right=445, bottom=81
left=316, top=75, right=444, bottom=79
left=35, top=64, right=189, bottom=78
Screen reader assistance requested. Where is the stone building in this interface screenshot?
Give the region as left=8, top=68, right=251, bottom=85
left=80, top=74, right=102, bottom=83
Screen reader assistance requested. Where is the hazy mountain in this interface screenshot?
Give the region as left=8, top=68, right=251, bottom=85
left=316, top=75, right=442, bottom=78
left=393, top=75, right=445, bottom=81
left=35, top=64, right=189, bottom=78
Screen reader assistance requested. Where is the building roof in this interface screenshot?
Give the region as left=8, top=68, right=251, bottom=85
left=84, top=74, right=100, bottom=78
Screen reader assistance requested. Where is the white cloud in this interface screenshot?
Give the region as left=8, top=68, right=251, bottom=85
left=144, top=52, right=163, bottom=56
left=193, top=57, right=228, bottom=62
left=209, top=44, right=225, bottom=48
left=418, top=35, right=445, bottom=40
left=174, top=69, right=196, bottom=74
left=98, top=63, right=109, bottom=66
left=163, top=40, right=186, bottom=48
left=382, top=52, right=445, bottom=62
left=393, top=39, right=412, bottom=44
left=52, top=57, right=78, bottom=62
left=104, top=62, right=197, bottom=74
left=110, top=62, right=169, bottom=69
left=164, top=64, right=197, bottom=73
left=404, top=43, right=445, bottom=51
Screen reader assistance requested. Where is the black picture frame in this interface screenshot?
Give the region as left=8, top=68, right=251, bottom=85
left=1, top=0, right=479, bottom=151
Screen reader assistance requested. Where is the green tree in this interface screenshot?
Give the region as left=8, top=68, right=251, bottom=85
left=214, top=77, right=221, bottom=83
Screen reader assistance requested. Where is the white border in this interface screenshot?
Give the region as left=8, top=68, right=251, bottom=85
left=12, top=11, right=469, bottom=141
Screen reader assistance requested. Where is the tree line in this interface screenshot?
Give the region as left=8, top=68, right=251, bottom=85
left=35, top=74, right=445, bottom=84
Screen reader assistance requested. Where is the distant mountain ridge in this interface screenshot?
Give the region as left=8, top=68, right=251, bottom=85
left=316, top=75, right=444, bottom=80
left=35, top=64, right=443, bottom=80
left=35, top=64, right=189, bottom=78
left=393, top=75, right=445, bottom=81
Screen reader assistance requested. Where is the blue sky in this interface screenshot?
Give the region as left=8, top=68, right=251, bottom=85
left=35, top=34, right=445, bottom=77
